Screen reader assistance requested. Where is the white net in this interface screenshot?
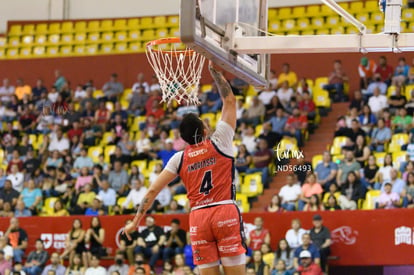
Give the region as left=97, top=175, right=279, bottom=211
left=146, top=38, right=206, bottom=105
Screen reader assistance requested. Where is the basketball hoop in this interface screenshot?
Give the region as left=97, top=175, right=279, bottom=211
left=145, top=37, right=206, bottom=105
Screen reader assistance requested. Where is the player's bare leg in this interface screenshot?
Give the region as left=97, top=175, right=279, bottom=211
left=223, top=264, right=246, bottom=275
left=199, top=266, right=221, bottom=275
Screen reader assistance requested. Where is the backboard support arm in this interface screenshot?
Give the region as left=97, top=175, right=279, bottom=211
left=321, top=0, right=367, bottom=34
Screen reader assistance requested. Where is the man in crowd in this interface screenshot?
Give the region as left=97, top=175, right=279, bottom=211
left=163, top=219, right=187, bottom=263
left=315, top=151, right=338, bottom=191
left=294, top=250, right=323, bottom=275
left=246, top=217, right=271, bottom=252
left=293, top=233, right=320, bottom=270
left=309, top=215, right=331, bottom=272
left=41, top=252, right=65, bottom=275
left=5, top=217, right=28, bottom=263
left=23, top=239, right=49, bottom=275
left=279, top=173, right=302, bottom=211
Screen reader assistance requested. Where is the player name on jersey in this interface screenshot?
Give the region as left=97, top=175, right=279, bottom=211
left=187, top=157, right=216, bottom=172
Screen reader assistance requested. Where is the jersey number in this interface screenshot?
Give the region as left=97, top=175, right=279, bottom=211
left=199, top=170, right=213, bottom=195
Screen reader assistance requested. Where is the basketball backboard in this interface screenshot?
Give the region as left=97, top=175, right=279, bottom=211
left=180, top=0, right=269, bottom=87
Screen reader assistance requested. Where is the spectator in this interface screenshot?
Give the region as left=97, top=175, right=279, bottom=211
left=97, top=180, right=116, bottom=208
left=293, top=233, right=320, bottom=270
left=103, top=73, right=124, bottom=103
left=5, top=217, right=28, bottom=263
left=171, top=254, right=190, bottom=275
left=338, top=171, right=364, bottom=210
left=358, top=57, right=377, bottom=91
left=377, top=153, right=394, bottom=187
left=110, top=146, right=131, bottom=168
left=85, top=197, right=104, bottom=216
left=361, top=155, right=379, bottom=191
left=298, top=174, right=323, bottom=211
left=294, top=250, right=323, bottom=275
left=75, top=167, right=93, bottom=192
left=0, top=236, right=13, bottom=261
left=325, top=195, right=341, bottom=211
left=7, top=164, right=24, bottom=192
left=378, top=182, right=401, bottom=209
left=165, top=199, right=185, bottom=214
left=353, top=134, right=371, bottom=168
left=285, top=219, right=307, bottom=251
left=258, top=86, right=277, bottom=106
left=0, top=78, right=15, bottom=104
left=276, top=81, right=294, bottom=109
left=260, top=243, right=274, bottom=269
left=392, top=108, right=412, bottom=133
left=48, top=128, right=70, bottom=153
left=392, top=57, right=410, bottom=86
left=309, top=214, right=331, bottom=272
left=370, top=118, right=392, bottom=152
left=60, top=219, right=86, bottom=265
left=368, top=86, right=388, bottom=116
left=122, top=179, right=147, bottom=213
left=108, top=161, right=129, bottom=196
left=314, top=151, right=338, bottom=191
left=64, top=253, right=85, bottom=275
left=336, top=150, right=361, bottom=186
left=382, top=169, right=406, bottom=197
left=135, top=216, right=166, bottom=268
left=155, top=139, right=177, bottom=167
left=50, top=199, right=69, bottom=216
left=366, top=74, right=387, bottom=99
left=117, top=220, right=139, bottom=265
left=272, top=259, right=289, bottom=275
left=40, top=252, right=65, bottom=275
left=323, top=60, right=348, bottom=102
left=127, top=253, right=151, bottom=275
left=345, top=118, right=366, bottom=144
left=375, top=56, right=393, bottom=86
left=278, top=63, right=297, bottom=88
left=246, top=250, right=270, bottom=275
left=240, top=96, right=266, bottom=126
left=235, top=144, right=252, bottom=173
left=14, top=200, right=32, bottom=217
left=129, top=86, right=148, bottom=116
left=265, top=194, right=284, bottom=213
left=73, top=148, right=94, bottom=173
left=247, top=217, right=271, bottom=251
left=84, top=217, right=106, bottom=266
left=85, top=255, right=106, bottom=275
left=0, top=179, right=20, bottom=209
left=247, top=139, right=272, bottom=188
left=273, top=239, right=294, bottom=274
left=241, top=125, right=257, bottom=154
left=107, top=252, right=129, bottom=275
left=117, top=133, right=135, bottom=157
left=284, top=107, right=307, bottom=147
left=278, top=174, right=302, bottom=211
left=268, top=108, right=287, bottom=134
left=132, top=73, right=150, bottom=93
left=258, top=122, right=282, bottom=149
left=23, top=239, right=49, bottom=275
left=200, top=83, right=222, bottom=114
left=388, top=86, right=407, bottom=115
left=163, top=219, right=187, bottom=263
left=0, top=250, right=12, bottom=275
left=303, top=194, right=325, bottom=212
left=19, top=179, right=42, bottom=213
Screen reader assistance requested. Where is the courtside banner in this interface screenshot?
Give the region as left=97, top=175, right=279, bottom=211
left=0, top=209, right=413, bottom=266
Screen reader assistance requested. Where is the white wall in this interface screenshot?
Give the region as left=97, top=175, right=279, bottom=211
left=0, top=0, right=355, bottom=33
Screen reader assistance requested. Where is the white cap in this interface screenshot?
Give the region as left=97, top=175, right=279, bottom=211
left=299, top=250, right=312, bottom=258
left=165, top=138, right=173, bottom=144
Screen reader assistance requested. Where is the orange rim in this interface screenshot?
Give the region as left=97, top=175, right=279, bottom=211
left=146, top=37, right=197, bottom=56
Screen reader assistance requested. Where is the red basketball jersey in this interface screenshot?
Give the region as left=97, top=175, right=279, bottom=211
left=178, top=139, right=235, bottom=210
left=249, top=229, right=269, bottom=251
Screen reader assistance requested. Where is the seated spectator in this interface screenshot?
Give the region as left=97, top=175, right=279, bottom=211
left=129, top=166, right=144, bottom=187
left=127, top=253, right=151, bottom=275
left=247, top=217, right=271, bottom=252
left=200, top=83, right=222, bottom=114
left=247, top=250, right=270, bottom=275
left=366, top=74, right=388, bottom=99
left=117, top=220, right=139, bottom=265
left=392, top=107, right=412, bottom=133
left=165, top=200, right=185, bottom=214
left=296, top=78, right=312, bottom=96
left=278, top=63, right=298, bottom=88
left=23, top=239, right=49, bottom=275
left=298, top=91, right=316, bottom=121
left=65, top=253, right=85, bottom=275
left=303, top=194, right=325, bottom=212
left=117, top=133, right=135, bottom=156
left=163, top=219, right=187, bottom=263
left=84, top=217, right=106, bottom=266
left=266, top=194, right=284, bottom=213
left=48, top=128, right=70, bottom=154
left=135, top=216, right=166, bottom=268
left=235, top=144, right=252, bottom=173
left=85, top=255, right=106, bottom=275
left=50, top=199, right=69, bottom=216
left=0, top=179, right=19, bottom=209
left=129, top=86, right=149, bottom=116
left=102, top=73, right=124, bottom=103
left=14, top=200, right=32, bottom=217
left=381, top=169, right=406, bottom=197
left=277, top=81, right=294, bottom=109
left=246, top=139, right=273, bottom=188
left=338, top=171, right=363, bottom=210
left=392, top=57, right=410, bottom=86
left=0, top=250, right=11, bottom=275
left=323, top=60, right=348, bottom=102
left=368, top=87, right=388, bottom=117
left=77, top=184, right=96, bottom=213
left=81, top=118, right=102, bottom=147
left=110, top=146, right=131, bottom=168
left=293, top=233, right=320, bottom=270
left=375, top=56, right=393, bottom=86
left=7, top=150, right=24, bottom=173
left=61, top=219, right=86, bottom=265
left=267, top=108, right=287, bottom=134
left=241, top=125, right=257, bottom=154
left=41, top=252, right=66, bottom=275
left=404, top=172, right=414, bottom=208
left=348, top=90, right=364, bottom=113
left=405, top=89, right=414, bottom=116
left=353, top=134, right=371, bottom=168
left=358, top=57, right=377, bottom=91
left=325, top=195, right=341, bottom=211
left=85, top=197, right=104, bottom=216
left=5, top=217, right=28, bottom=263
left=298, top=174, right=323, bottom=211
left=272, top=259, right=289, bottom=275
left=75, top=167, right=93, bottom=192
left=273, top=239, right=294, bottom=274
left=388, top=86, right=407, bottom=115
left=107, top=252, right=129, bottom=275
left=0, top=201, right=14, bottom=217
left=377, top=153, right=394, bottom=185
left=0, top=236, right=13, bottom=261
left=346, top=119, right=366, bottom=145
left=378, top=182, right=401, bottom=209
left=260, top=243, right=274, bottom=269
left=7, top=164, right=24, bottom=192
left=258, top=122, right=282, bottom=149
left=314, top=151, right=338, bottom=191
left=109, top=114, right=128, bottom=143
left=361, top=155, right=379, bottom=191
left=97, top=180, right=116, bottom=209
left=278, top=174, right=302, bottom=211
left=122, top=179, right=147, bottom=213
left=73, top=148, right=94, bottom=173
left=0, top=78, right=15, bottom=103
left=44, top=150, right=63, bottom=171
left=283, top=107, right=307, bottom=147
left=295, top=250, right=323, bottom=275
left=154, top=139, right=177, bottom=167
left=336, top=150, right=361, bottom=186
left=239, top=96, right=266, bottom=126
left=108, top=161, right=129, bottom=196
left=258, top=86, right=277, bottom=106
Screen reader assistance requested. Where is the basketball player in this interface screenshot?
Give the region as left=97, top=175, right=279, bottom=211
left=123, top=61, right=246, bottom=275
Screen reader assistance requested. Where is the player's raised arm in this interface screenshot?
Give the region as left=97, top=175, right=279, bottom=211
left=208, top=61, right=237, bottom=130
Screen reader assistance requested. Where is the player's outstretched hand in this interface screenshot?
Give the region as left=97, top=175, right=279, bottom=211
left=122, top=220, right=139, bottom=241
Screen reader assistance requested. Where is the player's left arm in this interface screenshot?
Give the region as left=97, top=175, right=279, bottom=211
left=123, top=169, right=176, bottom=239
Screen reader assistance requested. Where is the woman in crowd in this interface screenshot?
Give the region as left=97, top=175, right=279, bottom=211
left=325, top=194, right=341, bottom=211
left=235, top=144, right=252, bottom=174
left=261, top=243, right=275, bottom=268
left=338, top=171, right=364, bottom=210
left=377, top=153, right=394, bottom=189
left=172, top=254, right=189, bottom=275
left=303, top=194, right=325, bottom=211
left=299, top=173, right=323, bottom=210
left=266, top=194, right=284, bottom=213
left=354, top=135, right=371, bottom=167
left=403, top=172, right=414, bottom=208
left=358, top=105, right=377, bottom=134
left=83, top=216, right=106, bottom=267
left=285, top=219, right=307, bottom=250
left=273, top=239, right=294, bottom=274
left=247, top=250, right=270, bottom=275
left=51, top=199, right=70, bottom=216
left=361, top=155, right=379, bottom=191
left=129, top=165, right=145, bottom=183
left=75, top=167, right=93, bottom=191
left=271, top=259, right=289, bottom=275
left=61, top=219, right=86, bottom=265
left=64, top=253, right=85, bottom=275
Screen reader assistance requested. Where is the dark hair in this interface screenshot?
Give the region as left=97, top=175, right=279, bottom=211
left=135, top=267, right=145, bottom=272
left=36, top=239, right=44, bottom=244
left=179, top=113, right=205, bottom=145
left=276, top=239, right=291, bottom=259
left=171, top=219, right=180, bottom=225
left=91, top=216, right=101, bottom=229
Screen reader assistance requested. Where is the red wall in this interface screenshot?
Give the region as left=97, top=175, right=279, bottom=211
left=0, top=52, right=413, bottom=95
left=1, top=209, right=414, bottom=266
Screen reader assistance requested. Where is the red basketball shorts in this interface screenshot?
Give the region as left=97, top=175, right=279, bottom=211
left=189, top=203, right=246, bottom=266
